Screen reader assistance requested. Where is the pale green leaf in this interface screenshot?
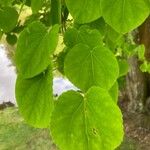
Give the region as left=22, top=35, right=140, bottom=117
left=15, top=22, right=59, bottom=78
left=64, top=44, right=119, bottom=91
left=15, top=67, right=53, bottom=128
left=65, top=0, right=102, bottom=23
left=136, top=45, right=145, bottom=61
left=51, top=87, right=124, bottom=150
left=102, top=0, right=149, bottom=33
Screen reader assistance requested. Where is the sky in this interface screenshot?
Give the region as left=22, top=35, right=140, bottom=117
left=0, top=45, right=77, bottom=104
left=0, top=45, right=16, bottom=104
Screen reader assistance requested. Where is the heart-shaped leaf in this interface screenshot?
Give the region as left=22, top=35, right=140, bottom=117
left=51, top=87, right=123, bottom=150
left=65, top=0, right=102, bottom=23
left=102, top=0, right=149, bottom=33
left=15, top=67, right=53, bottom=128
left=64, top=44, right=119, bottom=91
left=15, top=22, right=59, bottom=78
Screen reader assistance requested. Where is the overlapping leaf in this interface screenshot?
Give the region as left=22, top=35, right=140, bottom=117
left=118, top=59, right=129, bottom=77
left=0, top=7, right=18, bottom=32
left=109, top=82, right=119, bottom=103
left=64, top=26, right=103, bottom=49
left=31, top=0, right=44, bottom=13
left=16, top=67, right=53, bottom=128
left=65, top=0, right=102, bottom=23
left=15, top=21, right=59, bottom=78
left=64, top=43, right=119, bottom=91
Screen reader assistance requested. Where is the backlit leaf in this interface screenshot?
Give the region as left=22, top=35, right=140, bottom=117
left=64, top=44, right=119, bottom=91
left=65, top=0, right=102, bottom=24
left=102, top=0, right=149, bottom=33
left=51, top=87, right=123, bottom=150
left=15, top=22, right=59, bottom=78
left=15, top=67, right=53, bottom=128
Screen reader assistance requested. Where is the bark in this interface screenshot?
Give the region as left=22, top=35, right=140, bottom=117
left=125, top=18, right=150, bottom=113
left=123, top=17, right=150, bottom=129
left=126, top=56, right=147, bottom=112
left=138, top=18, right=150, bottom=114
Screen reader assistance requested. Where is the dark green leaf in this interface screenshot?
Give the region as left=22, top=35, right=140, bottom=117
left=64, top=27, right=79, bottom=48
left=64, top=26, right=103, bottom=48
left=50, top=0, right=61, bottom=25
left=0, top=30, right=3, bottom=40
left=6, top=34, right=17, bottom=45
left=31, top=0, right=44, bottom=13
left=0, top=7, right=18, bottom=33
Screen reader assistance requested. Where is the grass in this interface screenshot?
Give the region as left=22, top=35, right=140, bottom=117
left=0, top=107, right=57, bottom=150
left=0, top=107, right=139, bottom=150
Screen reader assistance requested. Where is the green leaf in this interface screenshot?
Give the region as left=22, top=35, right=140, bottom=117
left=64, top=44, right=119, bottom=91
left=25, top=0, right=31, bottom=6
left=64, top=27, right=79, bottom=48
left=102, top=0, right=149, bottom=33
left=31, top=0, right=44, bottom=13
left=109, top=82, right=119, bottom=103
left=105, top=25, right=122, bottom=43
left=15, top=66, right=53, bottom=128
left=144, top=0, right=150, bottom=9
left=6, top=34, right=17, bottom=45
left=0, top=7, right=18, bottom=33
left=65, top=0, right=102, bottom=24
left=15, top=22, right=59, bottom=78
left=140, top=61, right=148, bottom=72
left=64, top=26, right=103, bottom=48
left=136, top=45, right=145, bottom=61
left=0, top=0, right=14, bottom=6
left=118, top=59, right=129, bottom=77
left=51, top=87, right=124, bottom=150
left=87, top=18, right=106, bottom=35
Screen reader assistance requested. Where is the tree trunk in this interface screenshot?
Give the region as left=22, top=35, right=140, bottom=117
left=124, top=17, right=150, bottom=129
left=126, top=56, right=147, bottom=112
left=125, top=17, right=150, bottom=114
